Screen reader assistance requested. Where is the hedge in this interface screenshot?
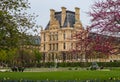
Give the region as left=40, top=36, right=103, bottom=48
left=22, top=62, right=120, bottom=68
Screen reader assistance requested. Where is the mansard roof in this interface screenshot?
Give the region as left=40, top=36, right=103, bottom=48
left=45, top=10, right=75, bottom=30
left=89, top=32, right=120, bottom=43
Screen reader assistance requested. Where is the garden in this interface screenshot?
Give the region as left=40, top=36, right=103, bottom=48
left=1, top=66, right=120, bottom=82
left=1, top=61, right=120, bottom=82
left=0, top=0, right=120, bottom=81
left=0, top=70, right=120, bottom=81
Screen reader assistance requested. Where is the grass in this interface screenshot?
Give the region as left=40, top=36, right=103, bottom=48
left=1, top=70, right=120, bottom=80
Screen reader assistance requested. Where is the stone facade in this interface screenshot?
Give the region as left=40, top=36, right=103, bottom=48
left=40, top=7, right=120, bottom=62
left=40, top=7, right=84, bottom=62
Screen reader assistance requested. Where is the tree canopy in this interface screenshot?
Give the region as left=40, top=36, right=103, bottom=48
left=89, top=0, right=120, bottom=33
left=0, top=0, right=38, bottom=50
left=70, top=0, right=120, bottom=61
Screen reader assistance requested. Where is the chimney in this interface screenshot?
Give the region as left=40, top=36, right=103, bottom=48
left=75, top=7, right=80, bottom=23
left=61, top=7, right=66, bottom=26
left=50, top=9, right=55, bottom=22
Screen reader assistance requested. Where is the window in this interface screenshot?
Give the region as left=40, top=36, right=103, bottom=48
left=49, top=44, right=51, bottom=50
left=51, top=33, right=53, bottom=41
left=44, top=44, right=45, bottom=50
left=63, top=31, right=66, bottom=40
left=50, top=33, right=51, bottom=41
left=71, top=43, right=73, bottom=49
left=53, top=35, right=55, bottom=41
left=70, top=31, right=72, bottom=38
left=55, top=33, right=58, bottom=41
left=56, top=32, right=58, bottom=40
left=50, top=35, right=51, bottom=41
left=53, top=44, right=55, bottom=50
left=56, top=43, right=58, bottom=50
left=44, top=33, right=46, bottom=41
left=64, top=43, right=66, bottom=49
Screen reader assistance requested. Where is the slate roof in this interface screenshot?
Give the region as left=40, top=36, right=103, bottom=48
left=45, top=11, right=75, bottom=30
left=89, top=32, right=120, bottom=43
left=29, top=35, right=41, bottom=45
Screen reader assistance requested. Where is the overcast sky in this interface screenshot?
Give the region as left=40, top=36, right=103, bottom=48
left=27, top=0, right=97, bottom=29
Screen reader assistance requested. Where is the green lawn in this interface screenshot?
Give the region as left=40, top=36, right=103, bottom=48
left=0, top=70, right=120, bottom=80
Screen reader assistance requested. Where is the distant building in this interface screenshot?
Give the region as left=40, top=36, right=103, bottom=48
left=40, top=7, right=84, bottom=62
left=30, top=35, right=41, bottom=46
left=22, top=35, right=41, bottom=50
left=88, top=32, right=120, bottom=62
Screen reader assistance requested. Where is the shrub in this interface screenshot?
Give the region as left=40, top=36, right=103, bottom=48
left=74, top=67, right=78, bottom=70
left=68, top=68, right=72, bottom=70
left=11, top=66, right=25, bottom=72
left=16, top=61, right=120, bottom=68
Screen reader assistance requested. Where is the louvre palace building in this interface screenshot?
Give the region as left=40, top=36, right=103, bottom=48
left=40, top=7, right=120, bottom=62
left=40, top=7, right=85, bottom=62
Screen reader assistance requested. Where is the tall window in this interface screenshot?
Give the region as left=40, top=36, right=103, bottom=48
left=70, top=31, right=72, bottom=39
left=56, top=43, right=58, bottom=50
left=56, top=32, right=58, bottom=40
left=44, top=33, right=46, bottom=41
left=50, top=33, right=51, bottom=41
left=64, top=43, right=66, bottom=49
left=63, top=31, right=66, bottom=40
left=53, top=44, right=55, bottom=50
left=50, top=35, right=51, bottom=41
left=51, top=33, right=54, bottom=41
left=55, top=33, right=58, bottom=41
left=53, top=35, right=55, bottom=41
left=44, top=44, right=45, bottom=50
left=49, top=44, right=51, bottom=50
left=71, top=43, right=73, bottom=49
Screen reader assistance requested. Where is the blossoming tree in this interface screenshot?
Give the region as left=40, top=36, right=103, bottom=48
left=89, top=0, right=120, bottom=33
left=70, top=0, right=120, bottom=62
